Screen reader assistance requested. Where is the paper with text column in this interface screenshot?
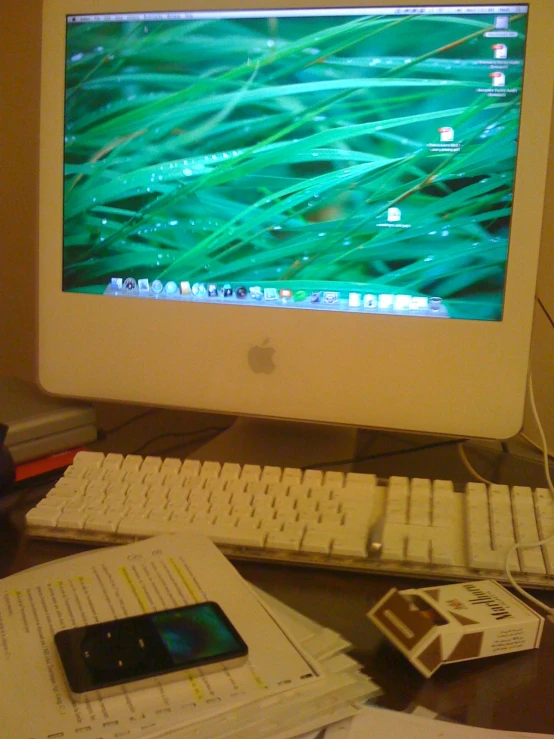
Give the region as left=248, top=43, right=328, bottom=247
left=0, top=534, right=327, bottom=739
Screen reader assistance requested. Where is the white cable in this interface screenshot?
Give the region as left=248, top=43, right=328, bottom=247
left=457, top=442, right=494, bottom=485
left=527, top=372, right=554, bottom=493
left=503, top=371, right=554, bottom=615
left=519, top=431, right=554, bottom=461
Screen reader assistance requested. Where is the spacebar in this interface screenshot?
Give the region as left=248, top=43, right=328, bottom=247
left=116, top=518, right=264, bottom=546
left=117, top=519, right=212, bottom=537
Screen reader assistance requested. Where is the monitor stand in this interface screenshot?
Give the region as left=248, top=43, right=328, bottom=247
left=191, top=417, right=359, bottom=471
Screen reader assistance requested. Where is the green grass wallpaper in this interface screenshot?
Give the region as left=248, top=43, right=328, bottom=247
left=63, top=10, right=527, bottom=319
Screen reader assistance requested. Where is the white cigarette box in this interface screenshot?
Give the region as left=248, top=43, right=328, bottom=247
left=368, top=580, right=544, bottom=677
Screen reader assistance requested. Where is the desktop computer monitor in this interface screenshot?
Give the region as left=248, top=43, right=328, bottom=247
left=38, top=0, right=554, bottom=447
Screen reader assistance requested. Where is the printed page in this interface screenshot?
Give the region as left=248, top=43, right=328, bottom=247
left=0, top=535, right=322, bottom=739
left=322, top=705, right=553, bottom=739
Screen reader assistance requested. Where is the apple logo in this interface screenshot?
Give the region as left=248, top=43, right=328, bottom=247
left=247, top=339, right=276, bottom=374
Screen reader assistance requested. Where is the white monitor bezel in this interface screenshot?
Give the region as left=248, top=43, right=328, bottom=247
left=38, top=0, right=554, bottom=439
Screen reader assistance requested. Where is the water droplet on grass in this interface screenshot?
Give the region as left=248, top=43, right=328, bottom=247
left=183, top=168, right=193, bottom=176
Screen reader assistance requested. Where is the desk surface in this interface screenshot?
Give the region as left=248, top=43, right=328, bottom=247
left=3, top=413, right=554, bottom=736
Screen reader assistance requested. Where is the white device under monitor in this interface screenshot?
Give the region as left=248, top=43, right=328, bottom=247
left=38, top=0, right=554, bottom=446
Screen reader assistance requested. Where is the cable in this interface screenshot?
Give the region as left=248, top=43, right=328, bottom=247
left=457, top=443, right=494, bottom=485
left=519, top=431, right=554, bottom=462
left=101, top=409, right=159, bottom=437
left=537, top=295, right=554, bottom=332
left=528, top=372, right=554, bottom=493
left=304, top=437, right=467, bottom=471
left=503, top=372, right=554, bottom=616
left=131, top=426, right=231, bottom=455
left=518, top=297, right=554, bottom=459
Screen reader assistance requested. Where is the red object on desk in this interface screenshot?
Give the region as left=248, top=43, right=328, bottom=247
left=15, top=448, right=83, bottom=482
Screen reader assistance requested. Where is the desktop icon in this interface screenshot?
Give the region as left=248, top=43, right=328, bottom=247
left=151, top=279, right=164, bottom=294
left=293, top=290, right=307, bottom=303
left=191, top=282, right=206, bottom=297
left=279, top=289, right=292, bottom=300
left=236, top=286, right=248, bottom=299
left=123, top=277, right=137, bottom=292
left=494, top=15, right=509, bottom=30
left=310, top=291, right=322, bottom=304
left=394, top=294, right=412, bottom=311
left=138, top=278, right=150, bottom=293
left=410, top=296, right=429, bottom=311
left=207, top=284, right=219, bottom=298
left=348, top=293, right=361, bottom=308
left=165, top=281, right=178, bottom=295
left=323, top=291, right=339, bottom=305
left=180, top=281, right=191, bottom=295
left=387, top=207, right=401, bottom=222
left=363, top=294, right=377, bottom=309
left=429, top=296, right=443, bottom=311
left=378, top=293, right=394, bottom=310
left=490, top=71, right=505, bottom=87
left=249, top=286, right=263, bottom=301
left=264, top=287, right=279, bottom=301
left=110, top=277, right=123, bottom=290
left=438, top=126, right=454, bottom=143
left=222, top=284, right=233, bottom=297
left=492, top=43, right=507, bottom=59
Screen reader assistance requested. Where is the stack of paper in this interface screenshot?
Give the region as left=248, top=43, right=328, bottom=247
left=0, top=534, right=379, bottom=739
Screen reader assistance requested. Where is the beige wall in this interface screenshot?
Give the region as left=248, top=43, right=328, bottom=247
left=0, top=0, right=42, bottom=382
left=0, top=1, right=552, bottom=444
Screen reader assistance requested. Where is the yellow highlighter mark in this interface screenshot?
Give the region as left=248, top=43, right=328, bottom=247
left=169, top=558, right=201, bottom=603
left=187, top=676, right=204, bottom=702
left=118, top=567, right=148, bottom=611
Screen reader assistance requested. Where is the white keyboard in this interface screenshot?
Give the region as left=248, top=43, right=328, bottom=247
left=25, top=451, right=554, bottom=589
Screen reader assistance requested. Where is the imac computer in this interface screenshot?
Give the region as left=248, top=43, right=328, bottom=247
left=38, top=0, right=554, bottom=462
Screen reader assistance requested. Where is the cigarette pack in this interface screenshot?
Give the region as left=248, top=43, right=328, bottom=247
left=368, top=580, right=544, bottom=677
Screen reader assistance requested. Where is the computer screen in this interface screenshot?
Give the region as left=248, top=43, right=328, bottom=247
left=39, top=0, right=554, bottom=442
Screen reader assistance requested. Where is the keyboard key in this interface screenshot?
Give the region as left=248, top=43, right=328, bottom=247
left=240, top=464, right=261, bottom=482
left=160, top=458, right=182, bottom=473
left=520, top=546, right=546, bottom=575
left=332, top=534, right=367, bottom=558
left=84, top=514, right=122, bottom=533
left=26, top=508, right=61, bottom=527
left=73, top=451, right=105, bottom=467
left=381, top=523, right=408, bottom=561
left=201, top=461, right=221, bottom=478
left=406, top=534, right=430, bottom=564
left=104, top=453, right=124, bottom=468
left=301, top=532, right=332, bottom=554
left=211, top=527, right=266, bottom=548
left=260, top=466, right=282, bottom=482
left=57, top=512, right=89, bottom=529
left=430, top=531, right=454, bottom=565
left=266, top=531, right=303, bottom=551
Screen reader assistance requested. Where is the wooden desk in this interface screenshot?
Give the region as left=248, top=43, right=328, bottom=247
left=3, top=510, right=554, bottom=736
left=3, top=421, right=554, bottom=735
